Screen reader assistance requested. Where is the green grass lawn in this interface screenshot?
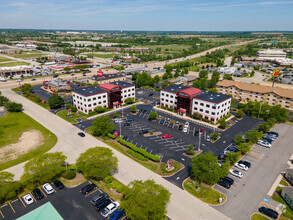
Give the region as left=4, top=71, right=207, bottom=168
left=10, top=53, right=46, bottom=58
left=0, top=112, right=57, bottom=171
left=280, top=180, right=289, bottom=186
left=0, top=56, right=13, bottom=62
left=0, top=61, right=30, bottom=67
left=57, top=110, right=80, bottom=124
left=251, top=213, right=269, bottom=220
left=147, top=44, right=191, bottom=52
left=104, top=140, right=159, bottom=173
left=183, top=179, right=226, bottom=205
left=272, top=193, right=293, bottom=219
left=86, top=53, right=116, bottom=59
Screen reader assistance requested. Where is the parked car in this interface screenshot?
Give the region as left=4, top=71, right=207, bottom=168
left=53, top=180, right=64, bottom=189
left=173, top=138, right=183, bottom=143
left=143, top=110, right=147, bottom=113
left=175, top=121, right=179, bottom=124
left=183, top=127, right=188, bottom=133
left=224, top=147, right=239, bottom=154
left=164, top=121, right=169, bottom=126
left=184, top=122, right=189, bottom=128
left=125, top=118, right=134, bottom=122
left=206, top=135, right=211, bottom=142
left=138, top=130, right=149, bottom=135
left=218, top=154, right=226, bottom=160
left=123, top=122, right=131, bottom=127
left=23, top=194, right=34, bottom=205
left=114, top=131, right=119, bottom=137
left=32, top=188, right=44, bottom=200
left=43, top=183, right=54, bottom=194
left=16, top=79, right=23, bottom=82
left=267, top=131, right=279, bottom=137
left=53, top=74, right=58, bottom=78
left=160, top=119, right=165, bottom=124
left=122, top=136, right=128, bottom=141
left=109, top=209, right=125, bottom=220
left=217, top=180, right=231, bottom=189
left=223, top=176, right=234, bottom=185
left=194, top=131, right=199, bottom=136
left=148, top=93, right=153, bottom=96
left=168, top=123, right=173, bottom=128
left=95, top=198, right=112, bottom=211
left=258, top=207, right=278, bottom=219
left=264, top=134, right=276, bottom=141
left=91, top=192, right=108, bottom=206
left=257, top=140, right=272, bottom=148
left=200, top=128, right=205, bottom=134
left=31, top=78, right=36, bottom=81
left=229, top=169, right=243, bottom=178
left=81, top=183, right=97, bottom=195
left=101, top=201, right=120, bottom=218
left=238, top=160, right=251, bottom=168
left=158, top=115, right=162, bottom=118
left=166, top=118, right=170, bottom=121
left=234, top=163, right=248, bottom=171
left=78, top=132, right=85, bottom=137
left=178, top=125, right=183, bottom=130
left=162, top=134, right=172, bottom=139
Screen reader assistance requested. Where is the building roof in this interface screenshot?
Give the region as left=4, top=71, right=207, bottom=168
left=286, top=169, right=293, bottom=177
left=282, top=187, right=293, bottom=199
left=99, top=83, right=120, bottom=91
left=73, top=85, right=106, bottom=96
left=195, top=90, right=231, bottom=103
left=217, top=80, right=293, bottom=99
left=179, top=87, right=202, bottom=97
left=111, top=81, right=134, bottom=88
left=162, top=85, right=188, bottom=93
left=48, top=80, right=68, bottom=87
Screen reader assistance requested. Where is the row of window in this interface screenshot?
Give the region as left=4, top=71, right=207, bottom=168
left=76, top=100, right=107, bottom=107
left=73, top=94, right=107, bottom=102
left=123, top=93, right=135, bottom=98
left=193, top=107, right=228, bottom=115
left=122, top=88, right=135, bottom=93
left=161, top=93, right=174, bottom=98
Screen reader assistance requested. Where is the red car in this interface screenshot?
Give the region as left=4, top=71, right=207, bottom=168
left=114, top=131, right=119, bottom=137
left=200, top=128, right=205, bottom=134
left=162, top=134, right=172, bottom=139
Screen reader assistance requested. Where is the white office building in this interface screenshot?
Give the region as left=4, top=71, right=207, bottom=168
left=257, top=49, right=287, bottom=59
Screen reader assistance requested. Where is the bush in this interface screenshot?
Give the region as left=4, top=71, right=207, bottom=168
left=150, top=131, right=154, bottom=135
left=62, top=170, right=76, bottom=179
left=113, top=112, right=120, bottom=118
left=5, top=102, right=23, bottom=112
left=236, top=109, right=244, bottom=118
left=118, top=138, right=160, bottom=162
left=112, top=181, right=119, bottom=189
left=210, top=132, right=220, bottom=142
left=116, top=184, right=125, bottom=193
left=131, top=105, right=137, bottom=113
left=107, top=133, right=117, bottom=139
left=219, top=119, right=228, bottom=129
left=103, top=175, right=114, bottom=183
left=125, top=97, right=134, bottom=104
left=186, top=145, right=195, bottom=155
left=127, top=149, right=148, bottom=161
left=105, top=183, right=112, bottom=189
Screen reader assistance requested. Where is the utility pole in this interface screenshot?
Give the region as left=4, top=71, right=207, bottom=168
left=119, top=121, right=122, bottom=137
left=198, top=129, right=201, bottom=151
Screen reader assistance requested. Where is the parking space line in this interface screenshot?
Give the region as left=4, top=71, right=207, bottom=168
left=19, top=197, right=26, bottom=207
left=39, top=188, right=47, bottom=197
left=30, top=192, right=37, bottom=203
left=0, top=209, right=4, bottom=219
left=258, top=201, right=278, bottom=212
left=8, top=202, right=15, bottom=213
left=85, top=188, right=99, bottom=197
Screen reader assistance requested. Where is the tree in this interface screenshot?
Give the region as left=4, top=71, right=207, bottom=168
left=191, top=153, right=225, bottom=184
left=233, top=134, right=245, bottom=145
left=210, top=71, right=220, bottom=87
left=236, top=109, right=244, bottom=118
left=113, top=112, right=121, bottom=118
left=219, top=118, right=227, bottom=129
left=48, top=95, right=64, bottom=109
left=20, top=83, right=33, bottom=93
left=121, top=180, right=171, bottom=220
left=92, top=115, right=115, bottom=137
left=63, top=67, right=71, bottom=73
left=5, top=102, right=23, bottom=112
left=238, top=143, right=250, bottom=155
left=153, top=75, right=160, bottom=84
left=131, top=105, right=137, bottom=113
left=258, top=123, right=270, bottom=133
left=125, top=97, right=134, bottom=104
left=20, top=152, right=66, bottom=184
left=210, top=132, right=220, bottom=142
left=161, top=82, right=168, bottom=88
left=0, top=96, right=9, bottom=106
left=186, top=145, right=195, bottom=155
left=0, top=172, right=22, bottom=204
left=199, top=70, right=208, bottom=79
left=95, top=106, right=108, bottom=113
left=246, top=129, right=263, bottom=144
left=76, top=147, right=118, bottom=180
left=148, top=111, right=158, bottom=120
left=223, top=74, right=233, bottom=80
left=225, top=152, right=240, bottom=165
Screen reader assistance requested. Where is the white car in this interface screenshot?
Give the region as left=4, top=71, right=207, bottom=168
left=16, top=79, right=23, bottom=82
left=183, top=127, right=188, bottom=133
left=22, top=194, right=34, bottom=205
left=234, top=163, right=248, bottom=171
left=184, top=122, right=189, bottom=128
left=42, top=183, right=54, bottom=195
left=257, top=140, right=272, bottom=148
left=229, top=169, right=243, bottom=178
left=206, top=135, right=211, bottom=142
left=114, top=118, right=123, bottom=123
left=101, top=201, right=120, bottom=218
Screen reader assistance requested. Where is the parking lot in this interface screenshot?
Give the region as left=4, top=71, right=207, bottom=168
left=0, top=180, right=123, bottom=220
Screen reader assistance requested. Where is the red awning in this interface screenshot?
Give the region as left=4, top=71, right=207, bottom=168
left=178, top=108, right=186, bottom=113
left=113, top=102, right=121, bottom=106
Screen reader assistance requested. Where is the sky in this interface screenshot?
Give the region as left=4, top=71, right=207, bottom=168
left=0, top=0, right=293, bottom=31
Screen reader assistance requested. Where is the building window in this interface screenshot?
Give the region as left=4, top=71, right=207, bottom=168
left=103, top=95, right=106, bottom=98
left=194, top=101, right=198, bottom=104
left=194, top=107, right=198, bottom=110
left=162, top=98, right=164, bottom=101
left=98, top=102, right=101, bottom=104
left=103, top=100, right=106, bottom=103
left=206, top=104, right=210, bottom=108
left=212, top=106, right=216, bottom=109
left=200, top=109, right=203, bottom=112
left=170, top=95, right=173, bottom=98
left=200, top=103, right=204, bottom=106
left=166, top=94, right=169, bottom=97
left=205, top=110, right=209, bottom=113
left=94, top=103, right=97, bottom=106
left=98, top=96, right=101, bottom=99
left=88, top=99, right=91, bottom=102
left=212, top=112, right=215, bottom=115
left=93, top=97, right=96, bottom=101
left=170, top=101, right=173, bottom=103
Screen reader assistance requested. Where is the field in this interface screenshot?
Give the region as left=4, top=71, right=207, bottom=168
left=87, top=53, right=117, bottom=59
left=0, top=61, right=30, bottom=67
left=146, top=44, right=191, bottom=52
left=0, top=112, right=57, bottom=171
left=10, top=53, right=46, bottom=58
left=0, top=56, right=13, bottom=63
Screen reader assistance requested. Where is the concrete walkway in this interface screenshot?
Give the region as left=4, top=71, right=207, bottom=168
left=1, top=88, right=229, bottom=220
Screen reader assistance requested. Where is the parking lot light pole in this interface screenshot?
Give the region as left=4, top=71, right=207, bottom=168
left=198, top=129, right=201, bottom=151
left=119, top=121, right=122, bottom=138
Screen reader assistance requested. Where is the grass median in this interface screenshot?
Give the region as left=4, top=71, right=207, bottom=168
left=57, top=110, right=80, bottom=124
left=0, top=61, right=30, bottom=67
left=251, top=213, right=269, bottom=220
left=0, top=112, right=57, bottom=171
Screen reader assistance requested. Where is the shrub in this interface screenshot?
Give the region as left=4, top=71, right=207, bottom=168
left=118, top=138, right=160, bottom=162
left=103, top=176, right=114, bottom=183
left=211, top=132, right=220, bottom=142
left=116, top=184, right=125, bottom=193
left=105, top=183, right=112, bottom=189
left=107, top=133, right=117, bottom=139
left=62, top=170, right=76, bottom=179
left=236, top=109, right=244, bottom=118
left=113, top=112, right=120, bottom=118
left=126, top=149, right=148, bottom=161
left=150, top=131, right=153, bottom=135
left=186, top=145, right=195, bottom=155
left=112, top=181, right=119, bottom=189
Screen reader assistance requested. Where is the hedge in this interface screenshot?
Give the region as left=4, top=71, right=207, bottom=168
left=62, top=170, right=76, bottom=179
left=117, top=137, right=160, bottom=162
left=107, top=133, right=117, bottom=139
left=127, top=149, right=148, bottom=161
left=103, top=176, right=114, bottom=183
left=116, top=185, right=125, bottom=193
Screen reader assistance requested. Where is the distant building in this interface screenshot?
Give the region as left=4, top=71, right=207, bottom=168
left=88, top=73, right=127, bottom=84
left=160, top=85, right=231, bottom=122
left=217, top=80, right=293, bottom=110
left=0, top=66, right=33, bottom=77
left=285, top=169, right=293, bottom=185
left=100, top=47, right=149, bottom=53
left=72, top=81, right=135, bottom=114
left=257, top=49, right=287, bottom=59
left=281, top=187, right=293, bottom=210
left=3, top=49, right=21, bottom=55
left=43, top=80, right=71, bottom=92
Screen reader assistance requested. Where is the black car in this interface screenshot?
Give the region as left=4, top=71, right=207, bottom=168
left=95, top=198, right=112, bottom=211
left=173, top=138, right=183, bottom=143
left=194, top=131, right=199, bottom=136
left=148, top=93, right=153, bottom=96
left=259, top=207, right=278, bottom=219
left=143, top=110, right=147, bottom=113
left=223, top=176, right=234, bottom=185
left=53, top=180, right=64, bottom=189
left=267, top=131, right=279, bottom=137
left=218, top=154, right=226, bottom=160
left=123, top=122, right=131, bottom=127
left=122, top=136, right=128, bottom=141
left=217, top=180, right=231, bottom=189
left=238, top=160, right=251, bottom=168
left=164, top=121, right=169, bottom=126
left=91, top=192, right=108, bottom=206
left=168, top=123, right=173, bottom=128
left=81, top=183, right=97, bottom=195
left=178, top=125, right=183, bottom=130
left=78, top=132, right=85, bottom=137
left=53, top=74, right=58, bottom=78
left=32, top=188, right=44, bottom=200
left=139, top=130, right=149, bottom=135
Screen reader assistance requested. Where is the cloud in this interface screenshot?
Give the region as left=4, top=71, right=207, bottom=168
left=9, top=2, right=30, bottom=7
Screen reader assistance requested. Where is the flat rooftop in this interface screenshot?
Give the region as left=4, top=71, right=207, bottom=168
left=73, top=85, right=106, bottom=96
left=195, top=90, right=231, bottom=103
left=111, top=81, right=134, bottom=88
left=162, top=85, right=188, bottom=93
